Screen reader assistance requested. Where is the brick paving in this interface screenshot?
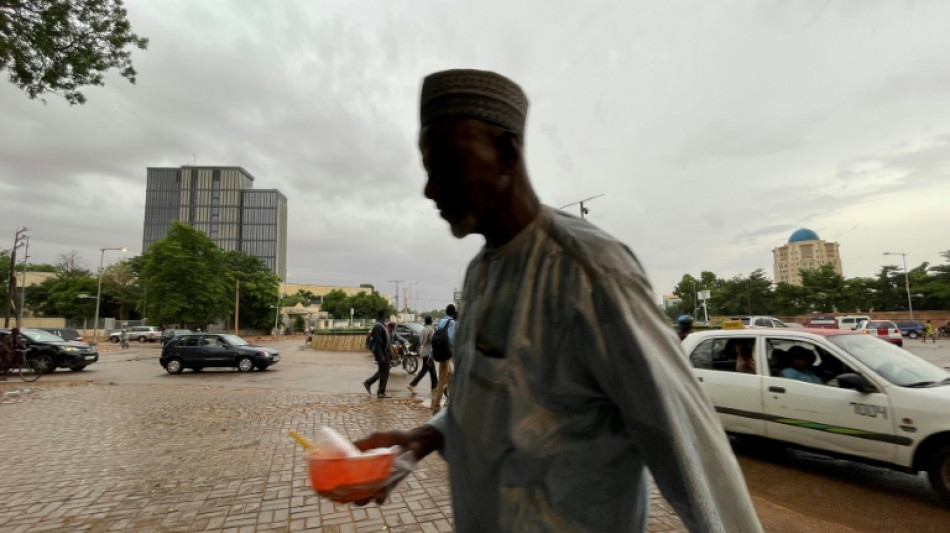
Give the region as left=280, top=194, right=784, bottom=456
left=0, top=382, right=685, bottom=532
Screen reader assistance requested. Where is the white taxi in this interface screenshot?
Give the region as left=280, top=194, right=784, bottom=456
left=681, top=326, right=950, bottom=505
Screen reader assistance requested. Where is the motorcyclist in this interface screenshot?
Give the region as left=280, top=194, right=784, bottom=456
left=676, top=315, right=695, bottom=341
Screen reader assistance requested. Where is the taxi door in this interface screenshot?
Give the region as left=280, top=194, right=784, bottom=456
left=761, top=337, right=897, bottom=463
left=686, top=335, right=765, bottom=436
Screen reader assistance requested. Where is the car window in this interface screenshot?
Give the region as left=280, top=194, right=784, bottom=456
left=827, top=334, right=950, bottom=386
left=766, top=338, right=856, bottom=386
left=219, top=334, right=248, bottom=346
left=181, top=336, right=201, bottom=347
left=771, top=319, right=787, bottom=328
left=21, top=329, right=65, bottom=342
left=688, top=337, right=757, bottom=373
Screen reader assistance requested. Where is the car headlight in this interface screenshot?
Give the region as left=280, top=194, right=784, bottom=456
left=62, top=346, right=78, bottom=352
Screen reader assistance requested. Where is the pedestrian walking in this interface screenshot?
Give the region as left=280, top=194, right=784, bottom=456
left=924, top=320, right=936, bottom=343
left=350, top=69, right=761, bottom=532
left=429, top=304, right=456, bottom=413
left=362, top=311, right=392, bottom=398
left=407, top=315, right=436, bottom=396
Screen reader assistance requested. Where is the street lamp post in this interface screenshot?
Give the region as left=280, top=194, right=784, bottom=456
left=93, top=247, right=126, bottom=345
left=883, top=252, right=913, bottom=320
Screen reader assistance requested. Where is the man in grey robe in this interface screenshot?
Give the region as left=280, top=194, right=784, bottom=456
left=353, top=69, right=762, bottom=532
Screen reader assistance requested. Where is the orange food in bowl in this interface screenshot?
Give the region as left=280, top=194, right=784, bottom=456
left=308, top=449, right=396, bottom=493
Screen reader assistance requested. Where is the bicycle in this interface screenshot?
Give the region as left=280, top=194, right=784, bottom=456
left=1, top=348, right=45, bottom=382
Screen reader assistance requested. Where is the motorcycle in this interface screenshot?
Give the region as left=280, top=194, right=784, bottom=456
left=389, top=341, right=419, bottom=374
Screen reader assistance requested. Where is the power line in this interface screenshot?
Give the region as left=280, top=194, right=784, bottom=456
left=559, top=194, right=605, bottom=219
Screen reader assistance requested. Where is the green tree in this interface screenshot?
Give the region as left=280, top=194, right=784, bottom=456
left=799, top=264, right=848, bottom=312
left=0, top=0, right=148, bottom=104
left=100, top=258, right=140, bottom=320
left=30, top=272, right=97, bottom=319
left=919, top=251, right=950, bottom=311
left=320, top=289, right=349, bottom=319
left=140, top=222, right=230, bottom=328
left=223, top=250, right=280, bottom=330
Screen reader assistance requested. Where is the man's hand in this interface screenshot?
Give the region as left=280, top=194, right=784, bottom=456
left=354, top=424, right=443, bottom=463
left=341, top=425, right=444, bottom=505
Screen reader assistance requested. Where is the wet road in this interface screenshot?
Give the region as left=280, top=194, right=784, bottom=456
left=35, top=337, right=950, bottom=531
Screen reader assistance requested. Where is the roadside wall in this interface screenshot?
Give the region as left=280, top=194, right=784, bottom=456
left=312, top=334, right=366, bottom=352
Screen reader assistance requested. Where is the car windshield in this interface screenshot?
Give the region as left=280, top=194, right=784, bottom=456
left=401, top=323, right=424, bottom=334
left=218, top=334, right=249, bottom=346
left=22, top=329, right=67, bottom=342
left=828, top=334, right=950, bottom=386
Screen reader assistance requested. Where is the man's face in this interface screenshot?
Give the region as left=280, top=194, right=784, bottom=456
left=419, top=118, right=507, bottom=239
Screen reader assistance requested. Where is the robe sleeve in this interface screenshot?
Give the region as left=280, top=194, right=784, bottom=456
left=571, top=265, right=762, bottom=533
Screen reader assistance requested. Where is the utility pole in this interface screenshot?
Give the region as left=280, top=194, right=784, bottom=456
left=559, top=194, right=605, bottom=219
left=388, top=280, right=403, bottom=314
left=5, top=227, right=28, bottom=328
left=19, top=235, right=30, bottom=323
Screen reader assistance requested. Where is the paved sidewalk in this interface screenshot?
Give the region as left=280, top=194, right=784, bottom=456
left=0, top=382, right=687, bottom=532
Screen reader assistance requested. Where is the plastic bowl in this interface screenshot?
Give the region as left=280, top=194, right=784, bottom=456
left=307, top=448, right=397, bottom=502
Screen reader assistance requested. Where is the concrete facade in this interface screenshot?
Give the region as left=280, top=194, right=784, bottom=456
left=772, top=228, right=842, bottom=285
left=143, top=166, right=287, bottom=280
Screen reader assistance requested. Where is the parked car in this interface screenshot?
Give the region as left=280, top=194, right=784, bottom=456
left=856, top=320, right=904, bottom=347
left=37, top=327, right=85, bottom=344
left=894, top=320, right=926, bottom=339
left=0, top=328, right=99, bottom=372
left=680, top=327, right=950, bottom=506
left=161, top=328, right=193, bottom=346
left=394, top=322, right=424, bottom=351
left=837, top=315, right=870, bottom=330
left=160, top=333, right=280, bottom=374
left=731, top=315, right=788, bottom=328
left=110, top=326, right=162, bottom=344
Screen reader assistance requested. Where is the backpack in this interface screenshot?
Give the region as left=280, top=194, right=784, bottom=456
left=365, top=323, right=388, bottom=352
left=431, top=318, right=454, bottom=362
left=364, top=325, right=376, bottom=352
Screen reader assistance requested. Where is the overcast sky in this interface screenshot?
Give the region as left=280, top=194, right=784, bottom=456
left=2, top=0, right=949, bottom=309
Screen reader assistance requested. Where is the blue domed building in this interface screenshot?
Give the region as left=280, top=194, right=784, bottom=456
left=772, top=228, right=842, bottom=285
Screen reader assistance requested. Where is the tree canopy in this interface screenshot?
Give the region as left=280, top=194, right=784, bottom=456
left=321, top=288, right=394, bottom=320
left=0, top=0, right=148, bottom=104
left=140, top=222, right=232, bottom=328
left=668, top=251, right=950, bottom=320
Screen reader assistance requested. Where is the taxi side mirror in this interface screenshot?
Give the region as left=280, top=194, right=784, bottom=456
left=837, top=373, right=877, bottom=393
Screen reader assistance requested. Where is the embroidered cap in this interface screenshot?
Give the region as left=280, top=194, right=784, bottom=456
left=420, top=69, right=528, bottom=134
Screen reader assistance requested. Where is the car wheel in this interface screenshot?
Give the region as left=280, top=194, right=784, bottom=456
left=138, top=336, right=148, bottom=344
left=237, top=356, right=254, bottom=372
left=927, top=445, right=950, bottom=506
left=110, top=336, right=120, bottom=344
left=165, top=358, right=184, bottom=374
left=70, top=366, right=87, bottom=372
left=909, top=331, right=919, bottom=339
left=38, top=354, right=56, bottom=374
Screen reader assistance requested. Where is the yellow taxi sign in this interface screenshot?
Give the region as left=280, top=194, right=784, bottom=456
left=721, top=320, right=746, bottom=330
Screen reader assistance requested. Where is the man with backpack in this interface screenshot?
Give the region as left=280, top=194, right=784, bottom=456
left=362, top=311, right=392, bottom=398
left=429, top=304, right=456, bottom=413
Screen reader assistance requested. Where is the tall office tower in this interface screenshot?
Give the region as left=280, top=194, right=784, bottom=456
left=772, top=228, right=842, bottom=286
left=143, top=166, right=287, bottom=280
